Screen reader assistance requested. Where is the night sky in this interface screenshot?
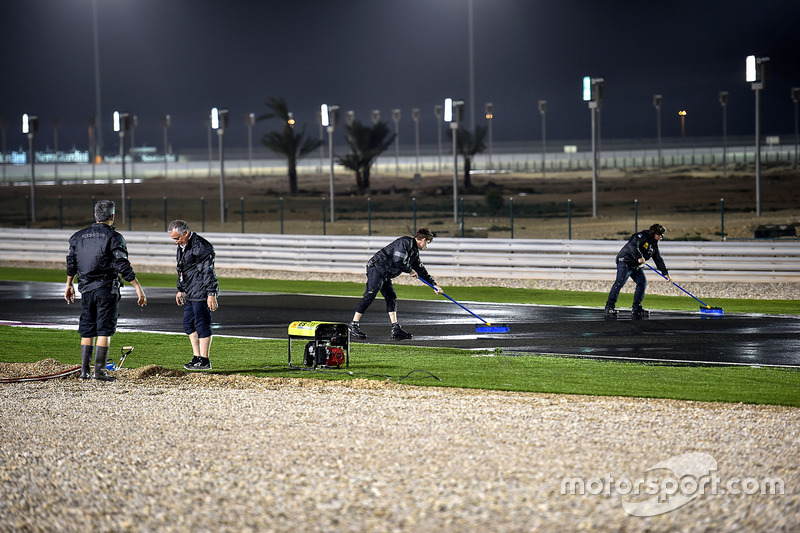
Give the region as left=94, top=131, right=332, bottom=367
left=2, top=0, right=798, bottom=156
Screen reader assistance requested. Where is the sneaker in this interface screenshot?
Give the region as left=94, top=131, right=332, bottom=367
left=604, top=306, right=618, bottom=317
left=632, top=306, right=649, bottom=318
left=391, top=323, right=412, bottom=340
left=192, top=358, right=212, bottom=371
left=348, top=321, right=367, bottom=339
left=183, top=356, right=201, bottom=370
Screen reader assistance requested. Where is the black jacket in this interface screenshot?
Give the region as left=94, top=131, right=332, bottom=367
left=176, top=232, right=219, bottom=301
left=66, top=223, right=137, bottom=293
left=368, top=236, right=436, bottom=285
left=617, top=229, right=668, bottom=275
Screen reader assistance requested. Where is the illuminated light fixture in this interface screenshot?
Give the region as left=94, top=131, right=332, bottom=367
left=320, top=104, right=329, bottom=127
left=211, top=107, right=220, bottom=130
left=444, top=98, right=453, bottom=122
left=583, top=76, right=592, bottom=102
left=746, top=55, right=757, bottom=82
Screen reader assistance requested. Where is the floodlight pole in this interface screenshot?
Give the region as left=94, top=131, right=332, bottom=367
left=792, top=87, right=799, bottom=172
left=445, top=98, right=463, bottom=223
left=52, top=117, right=59, bottom=184
left=584, top=76, right=603, bottom=218
left=392, top=109, right=401, bottom=177
left=653, top=95, right=662, bottom=177
left=113, top=111, right=129, bottom=224
left=211, top=107, right=228, bottom=224
left=434, top=105, right=443, bottom=174
left=719, top=92, right=728, bottom=178
left=321, top=104, right=338, bottom=223
left=23, top=114, right=38, bottom=222
left=162, top=114, right=170, bottom=177
left=747, top=55, right=769, bottom=217
left=246, top=113, right=255, bottom=174
left=485, top=102, right=494, bottom=171
left=412, top=108, right=420, bottom=173
left=538, top=100, right=547, bottom=178
left=371, top=110, right=380, bottom=179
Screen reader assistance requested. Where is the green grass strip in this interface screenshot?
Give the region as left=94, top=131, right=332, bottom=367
left=2, top=325, right=799, bottom=406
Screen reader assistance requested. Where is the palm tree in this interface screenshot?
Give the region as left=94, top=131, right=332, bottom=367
left=337, top=119, right=396, bottom=194
left=259, top=97, right=322, bottom=196
left=450, top=125, right=488, bottom=189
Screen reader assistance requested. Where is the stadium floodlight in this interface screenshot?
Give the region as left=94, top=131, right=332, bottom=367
left=583, top=76, right=604, bottom=217
left=112, top=111, right=132, bottom=223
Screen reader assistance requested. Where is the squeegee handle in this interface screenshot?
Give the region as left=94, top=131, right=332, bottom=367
left=643, top=263, right=710, bottom=308
left=417, top=277, right=491, bottom=325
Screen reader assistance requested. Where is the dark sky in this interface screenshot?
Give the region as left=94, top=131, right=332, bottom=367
left=2, top=0, right=798, bottom=155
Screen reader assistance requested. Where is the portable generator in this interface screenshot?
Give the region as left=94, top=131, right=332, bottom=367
left=287, top=321, right=350, bottom=369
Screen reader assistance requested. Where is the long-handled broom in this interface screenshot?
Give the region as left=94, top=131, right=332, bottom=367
left=644, top=263, right=724, bottom=315
left=418, top=278, right=510, bottom=333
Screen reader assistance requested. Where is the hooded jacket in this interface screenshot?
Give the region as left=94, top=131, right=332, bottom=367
left=176, top=232, right=219, bottom=301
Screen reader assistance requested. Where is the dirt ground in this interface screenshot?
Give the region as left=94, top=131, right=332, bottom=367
left=2, top=164, right=798, bottom=240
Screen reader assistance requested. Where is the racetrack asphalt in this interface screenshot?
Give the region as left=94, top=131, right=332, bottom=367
left=2, top=281, right=799, bottom=368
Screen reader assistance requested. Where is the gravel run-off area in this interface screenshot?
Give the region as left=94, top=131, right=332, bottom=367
left=1, top=361, right=799, bottom=532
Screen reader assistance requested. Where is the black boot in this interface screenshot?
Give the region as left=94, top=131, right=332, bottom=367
left=391, top=323, right=412, bottom=340
left=604, top=302, right=618, bottom=317
left=93, top=346, right=117, bottom=382
left=348, top=321, right=367, bottom=339
left=80, top=345, right=93, bottom=380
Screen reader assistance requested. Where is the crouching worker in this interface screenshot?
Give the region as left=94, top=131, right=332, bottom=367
left=605, top=223, right=670, bottom=317
left=168, top=220, right=219, bottom=370
left=65, top=200, right=147, bottom=381
left=349, top=228, right=443, bottom=340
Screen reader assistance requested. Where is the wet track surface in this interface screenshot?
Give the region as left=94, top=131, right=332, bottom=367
left=2, top=281, right=799, bottom=367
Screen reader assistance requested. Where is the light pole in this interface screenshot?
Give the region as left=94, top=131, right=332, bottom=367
left=412, top=108, right=420, bottom=174
left=434, top=105, right=443, bottom=174
left=653, top=95, right=662, bottom=177
left=746, top=54, right=770, bottom=217
left=538, top=100, right=547, bottom=178
left=719, top=91, right=728, bottom=178
left=246, top=112, right=255, bottom=174
left=678, top=110, right=687, bottom=138
left=129, top=115, right=137, bottom=181
left=88, top=117, right=96, bottom=180
left=583, top=76, right=604, bottom=218
left=321, top=104, right=339, bottom=222
left=211, top=107, right=229, bottom=223
left=485, top=102, right=493, bottom=171
left=468, top=0, right=475, bottom=131
left=392, top=109, right=401, bottom=177
left=444, top=97, right=464, bottom=223
left=371, top=110, right=380, bottom=178
left=51, top=117, right=59, bottom=184
left=1, top=117, right=7, bottom=184
left=22, top=114, right=38, bottom=222
left=112, top=111, right=130, bottom=224
left=792, top=87, right=799, bottom=172
left=161, top=114, right=171, bottom=177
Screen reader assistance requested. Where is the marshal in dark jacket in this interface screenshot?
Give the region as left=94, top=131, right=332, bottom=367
left=176, top=232, right=219, bottom=302
left=368, top=236, right=437, bottom=285
left=66, top=222, right=137, bottom=293
left=616, top=229, right=668, bottom=276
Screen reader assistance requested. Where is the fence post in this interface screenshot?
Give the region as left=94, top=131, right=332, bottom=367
left=367, top=197, right=372, bottom=236
left=200, top=197, right=205, bottom=232
left=280, top=197, right=284, bottom=235
left=634, top=198, right=638, bottom=233
left=322, top=197, right=326, bottom=236
left=240, top=197, right=245, bottom=233
left=460, top=197, right=464, bottom=238
left=25, top=196, right=30, bottom=228
left=58, top=196, right=63, bottom=229
left=568, top=198, right=572, bottom=240
left=720, top=198, right=725, bottom=241
left=163, top=197, right=167, bottom=231
left=509, top=197, right=514, bottom=239
left=128, top=197, right=132, bottom=231
left=412, top=197, right=417, bottom=231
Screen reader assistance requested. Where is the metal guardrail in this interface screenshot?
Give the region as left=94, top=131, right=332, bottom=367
left=2, top=228, right=798, bottom=283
